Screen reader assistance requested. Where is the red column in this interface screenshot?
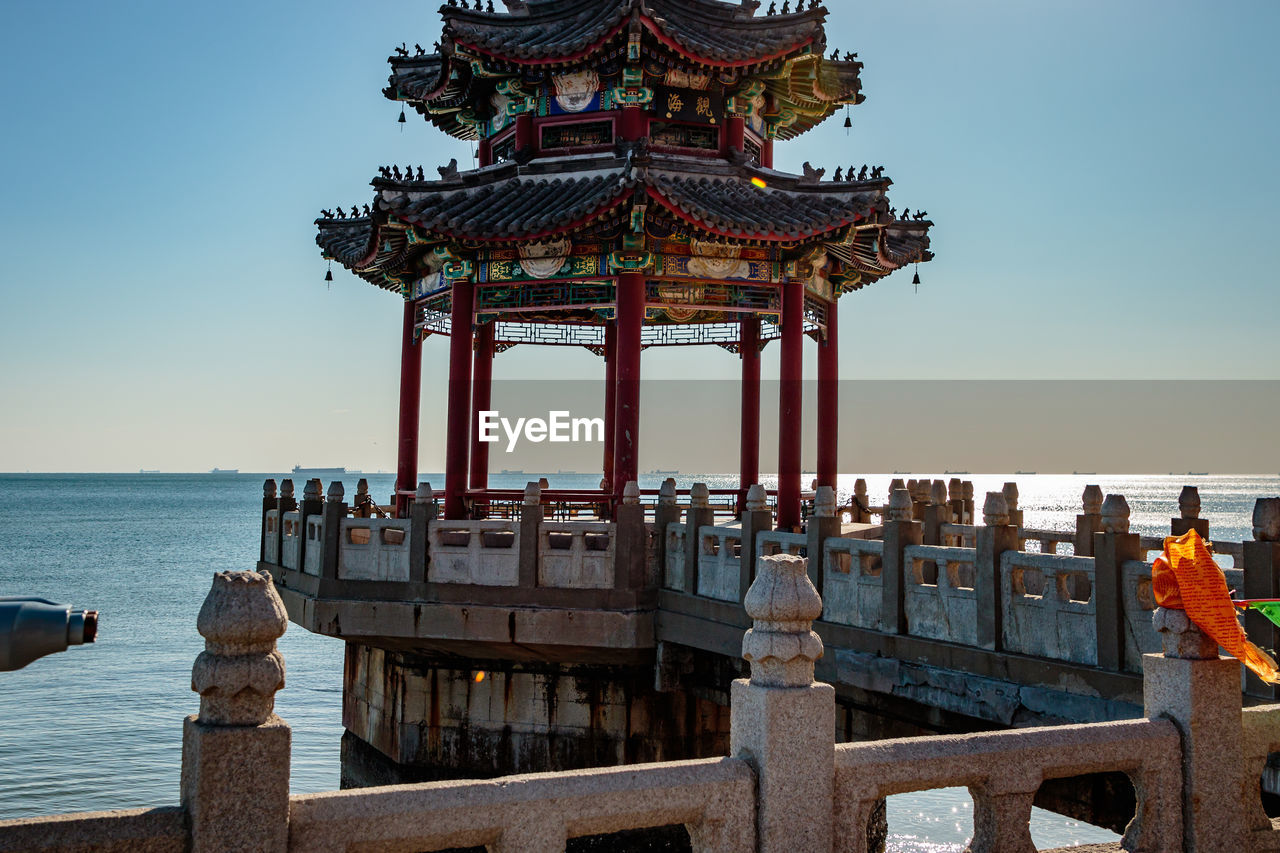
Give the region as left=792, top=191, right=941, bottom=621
left=739, top=318, right=761, bottom=510
left=603, top=322, right=618, bottom=491
left=761, top=137, right=774, bottom=169
left=724, top=115, right=745, bottom=158
left=620, top=106, right=646, bottom=142
left=777, top=281, right=804, bottom=530
left=394, top=299, right=423, bottom=518
left=613, top=273, right=644, bottom=503
left=515, top=114, right=534, bottom=156
left=469, top=322, right=495, bottom=493
left=444, top=280, right=475, bottom=519
left=478, top=138, right=493, bottom=168
left=817, top=299, right=838, bottom=490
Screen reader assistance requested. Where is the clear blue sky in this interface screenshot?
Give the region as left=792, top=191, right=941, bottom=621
left=1, top=1, right=1277, bottom=472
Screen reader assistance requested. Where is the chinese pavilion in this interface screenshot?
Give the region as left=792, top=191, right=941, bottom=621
left=316, top=0, right=932, bottom=528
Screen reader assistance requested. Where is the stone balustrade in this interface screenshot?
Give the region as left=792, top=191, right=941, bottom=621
left=697, top=525, right=744, bottom=601
left=11, top=555, right=1280, bottom=852
left=821, top=537, right=884, bottom=626
left=903, top=544, right=979, bottom=645
left=337, top=517, right=411, bottom=582
left=754, top=529, right=806, bottom=558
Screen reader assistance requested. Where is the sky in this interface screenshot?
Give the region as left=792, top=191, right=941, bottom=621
left=1, top=0, right=1277, bottom=473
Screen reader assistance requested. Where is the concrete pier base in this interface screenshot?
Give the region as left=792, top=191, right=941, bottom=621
left=340, top=643, right=731, bottom=786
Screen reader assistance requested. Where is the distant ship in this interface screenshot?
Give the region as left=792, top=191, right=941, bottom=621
left=1014, top=470, right=1036, bottom=475
left=1187, top=472, right=1208, bottom=476
left=291, top=465, right=359, bottom=476
left=647, top=469, right=679, bottom=475
left=943, top=470, right=969, bottom=475
left=556, top=469, right=578, bottom=475
left=892, top=470, right=910, bottom=475
left=1073, top=471, right=1096, bottom=476
left=138, top=469, right=160, bottom=474
left=500, top=469, right=524, bottom=475
left=209, top=468, right=238, bottom=475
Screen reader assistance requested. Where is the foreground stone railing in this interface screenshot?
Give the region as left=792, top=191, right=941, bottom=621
left=11, top=556, right=1280, bottom=852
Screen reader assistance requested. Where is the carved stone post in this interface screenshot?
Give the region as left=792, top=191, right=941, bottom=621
left=1145, top=607, right=1247, bottom=852
left=1172, top=486, right=1209, bottom=539
left=320, top=481, right=346, bottom=583
left=182, top=572, right=290, bottom=853
left=962, top=481, right=975, bottom=525
left=947, top=477, right=964, bottom=526
left=1002, top=481, right=1023, bottom=531
left=976, top=493, right=1017, bottom=651
left=654, top=478, right=681, bottom=585
left=1074, top=484, right=1104, bottom=557
left=684, top=483, right=714, bottom=597
left=730, top=554, right=834, bottom=853
left=409, top=482, right=434, bottom=585
left=614, top=482, right=646, bottom=590
left=296, top=479, right=323, bottom=573
left=274, top=479, right=296, bottom=567
left=1093, top=494, right=1140, bottom=671
left=260, top=479, right=276, bottom=563
left=740, top=484, right=773, bottom=599
left=852, top=478, right=870, bottom=523
left=806, top=486, right=840, bottom=594
left=518, top=481, right=542, bottom=588
left=1244, top=498, right=1280, bottom=699
left=922, top=480, right=948, bottom=546
left=880, top=490, right=920, bottom=635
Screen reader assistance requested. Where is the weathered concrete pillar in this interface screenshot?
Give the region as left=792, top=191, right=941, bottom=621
left=806, top=486, right=840, bottom=594
left=906, top=479, right=921, bottom=519
left=880, top=490, right=921, bottom=635
left=260, top=479, right=276, bottom=563
left=274, top=479, right=295, bottom=566
left=615, top=482, right=646, bottom=590
left=320, top=481, right=347, bottom=582
left=1074, top=484, right=1104, bottom=557
left=962, top=481, right=975, bottom=525
left=519, top=481, right=542, bottom=588
left=1244, top=498, right=1280, bottom=699
left=922, top=481, right=948, bottom=546
left=1093, top=495, right=1139, bottom=672
left=351, top=478, right=371, bottom=519
left=1002, top=482, right=1023, bottom=531
left=1145, top=608, right=1247, bottom=852
left=976, top=492, right=1017, bottom=651
left=182, top=572, right=290, bottom=853
left=296, top=479, right=323, bottom=574
left=1172, top=485, right=1210, bottom=539
left=730, top=553, right=834, bottom=853
left=684, top=483, right=714, bottom=596
left=409, top=482, right=434, bottom=584
left=740, top=484, right=773, bottom=599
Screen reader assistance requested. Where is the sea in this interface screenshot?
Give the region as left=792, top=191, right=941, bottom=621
left=1, top=471, right=1276, bottom=850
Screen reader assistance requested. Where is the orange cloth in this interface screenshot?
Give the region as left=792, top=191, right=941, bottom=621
left=1152, top=529, right=1280, bottom=683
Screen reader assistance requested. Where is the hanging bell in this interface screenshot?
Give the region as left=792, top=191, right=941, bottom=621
left=398, top=106, right=407, bottom=124
left=843, top=115, right=852, bottom=129
left=325, top=268, right=334, bottom=283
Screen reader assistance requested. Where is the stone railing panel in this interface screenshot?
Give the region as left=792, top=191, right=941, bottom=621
left=538, top=521, right=616, bottom=589
left=281, top=510, right=302, bottom=571
left=697, top=525, right=743, bottom=602
left=1120, top=560, right=1160, bottom=672
left=902, top=545, right=978, bottom=645
left=264, top=509, right=280, bottom=564
left=427, top=520, right=521, bottom=586
left=1001, top=552, right=1098, bottom=665
left=1017, top=527, right=1075, bottom=556
left=303, top=515, right=325, bottom=577
left=287, top=758, right=755, bottom=853
left=822, top=537, right=885, bottom=629
left=755, top=530, right=806, bottom=559
left=338, top=518, right=412, bottom=582
left=0, top=805, right=187, bottom=853
left=832, top=719, right=1182, bottom=853
left=664, top=523, right=687, bottom=591
left=939, top=523, right=975, bottom=548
